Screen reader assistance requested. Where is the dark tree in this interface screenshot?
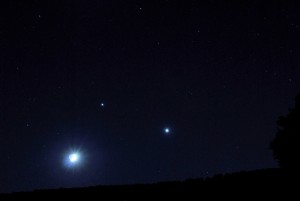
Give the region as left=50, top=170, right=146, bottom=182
left=270, top=94, right=300, bottom=169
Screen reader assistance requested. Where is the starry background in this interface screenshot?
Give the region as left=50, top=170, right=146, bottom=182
left=0, top=0, right=300, bottom=193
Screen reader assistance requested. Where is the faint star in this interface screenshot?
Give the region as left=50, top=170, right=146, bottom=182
left=100, top=102, right=105, bottom=107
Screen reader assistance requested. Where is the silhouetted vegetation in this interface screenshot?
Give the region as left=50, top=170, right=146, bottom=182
left=270, top=94, right=300, bottom=169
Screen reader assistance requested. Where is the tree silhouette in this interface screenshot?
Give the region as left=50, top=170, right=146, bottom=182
left=270, top=94, right=300, bottom=169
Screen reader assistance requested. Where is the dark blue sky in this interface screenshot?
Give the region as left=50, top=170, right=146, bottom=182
left=1, top=0, right=300, bottom=193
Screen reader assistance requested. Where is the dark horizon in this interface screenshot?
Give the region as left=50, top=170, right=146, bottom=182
left=1, top=1, right=300, bottom=193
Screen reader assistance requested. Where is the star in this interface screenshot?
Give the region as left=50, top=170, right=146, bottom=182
left=100, top=102, right=105, bottom=107
left=164, top=127, right=170, bottom=134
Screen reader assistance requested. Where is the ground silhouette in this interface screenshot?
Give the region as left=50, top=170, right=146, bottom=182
left=0, top=169, right=294, bottom=199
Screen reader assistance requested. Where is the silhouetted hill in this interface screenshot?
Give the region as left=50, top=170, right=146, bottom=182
left=0, top=168, right=296, bottom=199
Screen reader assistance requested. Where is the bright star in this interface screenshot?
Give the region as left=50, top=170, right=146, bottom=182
left=164, top=128, right=170, bottom=134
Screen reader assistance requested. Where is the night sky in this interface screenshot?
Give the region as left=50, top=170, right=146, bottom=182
left=1, top=1, right=300, bottom=193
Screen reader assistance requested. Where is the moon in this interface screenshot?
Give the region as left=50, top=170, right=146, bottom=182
left=69, top=153, right=79, bottom=163
left=64, top=150, right=84, bottom=169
